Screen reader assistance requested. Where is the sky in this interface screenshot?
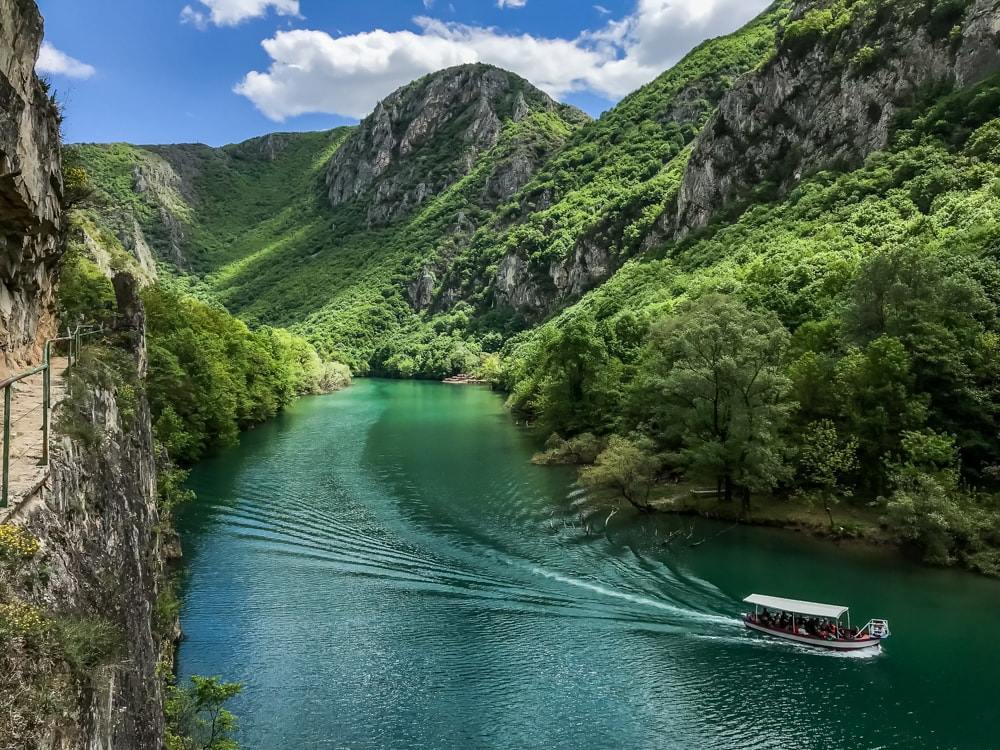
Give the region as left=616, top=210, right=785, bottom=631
left=34, top=0, right=772, bottom=147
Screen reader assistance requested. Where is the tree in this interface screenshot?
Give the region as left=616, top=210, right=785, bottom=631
left=579, top=435, right=659, bottom=513
left=844, top=249, right=1000, bottom=475
left=637, top=294, right=794, bottom=513
left=512, top=313, right=622, bottom=435
left=834, top=336, right=925, bottom=494
left=166, top=675, right=243, bottom=750
left=796, top=419, right=859, bottom=528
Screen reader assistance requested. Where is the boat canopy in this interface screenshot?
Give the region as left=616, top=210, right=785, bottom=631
left=743, top=594, right=848, bottom=619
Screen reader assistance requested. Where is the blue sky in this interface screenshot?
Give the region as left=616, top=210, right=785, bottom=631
left=35, top=0, right=772, bottom=147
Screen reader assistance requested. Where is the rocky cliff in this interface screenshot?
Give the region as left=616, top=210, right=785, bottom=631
left=660, top=0, right=1000, bottom=239
left=0, top=0, right=62, bottom=375
left=0, top=2, right=167, bottom=748
left=325, top=63, right=588, bottom=225
left=26, top=278, right=164, bottom=750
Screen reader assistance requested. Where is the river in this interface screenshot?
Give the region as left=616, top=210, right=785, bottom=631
left=177, top=379, right=1000, bottom=749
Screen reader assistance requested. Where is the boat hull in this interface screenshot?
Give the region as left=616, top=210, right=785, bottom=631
left=743, top=617, right=883, bottom=650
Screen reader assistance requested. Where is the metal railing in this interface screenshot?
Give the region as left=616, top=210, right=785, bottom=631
left=1, top=326, right=104, bottom=508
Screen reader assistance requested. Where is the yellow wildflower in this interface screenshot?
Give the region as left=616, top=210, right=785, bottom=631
left=0, top=523, right=40, bottom=560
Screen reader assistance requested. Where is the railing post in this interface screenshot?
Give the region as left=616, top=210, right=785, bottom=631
left=2, top=383, right=10, bottom=509
left=42, top=340, right=50, bottom=466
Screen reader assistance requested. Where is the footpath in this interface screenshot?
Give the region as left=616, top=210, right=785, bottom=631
left=0, top=357, right=69, bottom=524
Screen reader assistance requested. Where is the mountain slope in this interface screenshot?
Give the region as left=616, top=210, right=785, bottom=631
left=660, top=0, right=1000, bottom=240
left=76, top=6, right=793, bottom=370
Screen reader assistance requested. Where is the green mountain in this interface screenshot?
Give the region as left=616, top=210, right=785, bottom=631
left=72, top=3, right=789, bottom=372
left=74, top=0, right=1000, bottom=570
left=72, top=64, right=592, bottom=371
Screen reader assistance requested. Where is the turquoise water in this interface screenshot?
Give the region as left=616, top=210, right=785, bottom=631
left=178, top=379, right=1000, bottom=749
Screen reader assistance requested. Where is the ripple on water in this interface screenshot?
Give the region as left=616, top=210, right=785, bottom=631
left=179, top=383, right=990, bottom=750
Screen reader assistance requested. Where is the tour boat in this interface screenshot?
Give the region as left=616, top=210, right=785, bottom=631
left=741, top=593, right=890, bottom=651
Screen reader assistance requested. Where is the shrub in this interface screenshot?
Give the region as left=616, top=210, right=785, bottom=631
left=54, top=617, right=122, bottom=679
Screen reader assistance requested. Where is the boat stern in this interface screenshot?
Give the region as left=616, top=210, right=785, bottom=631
left=866, top=619, right=890, bottom=639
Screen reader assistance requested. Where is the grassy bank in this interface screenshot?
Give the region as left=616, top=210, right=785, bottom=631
left=649, top=486, right=892, bottom=545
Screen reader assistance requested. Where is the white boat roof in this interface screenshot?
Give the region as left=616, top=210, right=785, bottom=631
left=743, top=594, right=849, bottom=619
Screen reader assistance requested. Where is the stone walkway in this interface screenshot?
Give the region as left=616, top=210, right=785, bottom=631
left=0, top=357, right=68, bottom=523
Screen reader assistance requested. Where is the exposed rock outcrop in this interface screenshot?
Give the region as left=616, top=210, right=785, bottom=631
left=493, top=253, right=548, bottom=312
left=0, top=275, right=166, bottom=750
left=33, top=279, right=163, bottom=749
left=0, top=0, right=63, bottom=375
left=485, top=152, right=536, bottom=203
left=549, top=240, right=611, bottom=299
left=659, top=0, right=1000, bottom=240
left=491, top=240, right=612, bottom=315
left=325, top=63, right=585, bottom=225
left=407, top=265, right=436, bottom=311
left=130, top=154, right=190, bottom=266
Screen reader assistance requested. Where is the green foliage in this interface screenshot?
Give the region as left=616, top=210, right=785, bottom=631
left=507, top=313, right=622, bottom=435
left=142, top=285, right=347, bottom=464
left=504, top=68, right=1000, bottom=534
left=533, top=432, right=605, bottom=465
left=166, top=675, right=243, bottom=750
left=154, top=576, right=183, bottom=641
left=797, top=419, right=859, bottom=492
left=579, top=435, right=660, bottom=512
left=634, top=294, right=794, bottom=509
left=54, top=617, right=122, bottom=679
left=156, top=456, right=194, bottom=515
left=56, top=243, right=115, bottom=327
left=850, top=45, right=880, bottom=70
left=61, top=145, right=100, bottom=211
left=783, top=9, right=835, bottom=47
left=884, top=473, right=1000, bottom=568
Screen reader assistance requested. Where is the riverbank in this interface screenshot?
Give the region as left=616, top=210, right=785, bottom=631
left=649, top=487, right=893, bottom=546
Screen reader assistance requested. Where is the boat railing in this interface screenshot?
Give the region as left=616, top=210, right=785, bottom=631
left=860, top=619, right=891, bottom=638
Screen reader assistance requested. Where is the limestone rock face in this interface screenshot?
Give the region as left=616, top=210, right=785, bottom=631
left=130, top=153, right=191, bottom=266
left=659, top=0, right=1000, bottom=240
left=4, top=278, right=166, bottom=750
left=493, top=253, right=547, bottom=311
left=485, top=152, right=535, bottom=203
left=492, top=240, right=612, bottom=315
left=325, top=63, right=575, bottom=225
left=407, top=266, right=437, bottom=311
left=39, top=330, right=163, bottom=749
left=549, top=240, right=611, bottom=299
left=0, top=0, right=63, bottom=375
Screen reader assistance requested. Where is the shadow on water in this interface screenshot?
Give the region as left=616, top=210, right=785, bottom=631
left=178, top=380, right=1000, bottom=750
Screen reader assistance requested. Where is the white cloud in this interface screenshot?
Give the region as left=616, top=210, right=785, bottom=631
left=181, top=0, right=300, bottom=28
left=35, top=42, right=95, bottom=79
left=497, top=0, right=528, bottom=7
left=236, top=0, right=772, bottom=121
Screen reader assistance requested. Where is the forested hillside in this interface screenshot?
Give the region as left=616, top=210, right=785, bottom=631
left=73, top=5, right=791, bottom=373
left=74, top=0, right=1000, bottom=572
